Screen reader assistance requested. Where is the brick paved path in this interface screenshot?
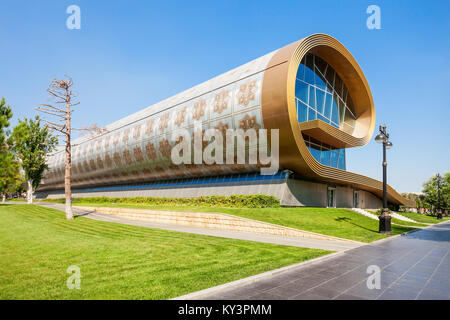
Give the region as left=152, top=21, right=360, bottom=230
left=201, top=221, right=450, bottom=300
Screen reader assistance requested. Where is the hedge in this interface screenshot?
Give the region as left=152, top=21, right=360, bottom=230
left=39, top=194, right=280, bottom=208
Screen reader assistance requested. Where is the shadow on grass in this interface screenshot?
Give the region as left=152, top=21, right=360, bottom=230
left=73, top=211, right=96, bottom=219
left=73, top=211, right=94, bottom=219
left=36, top=202, right=94, bottom=220
left=334, top=217, right=379, bottom=234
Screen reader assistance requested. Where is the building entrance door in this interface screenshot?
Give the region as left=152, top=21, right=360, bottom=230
left=327, top=188, right=336, bottom=208
left=353, top=191, right=360, bottom=208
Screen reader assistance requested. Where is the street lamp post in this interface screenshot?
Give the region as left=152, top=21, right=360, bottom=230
left=437, top=173, right=442, bottom=220
left=375, top=125, right=393, bottom=234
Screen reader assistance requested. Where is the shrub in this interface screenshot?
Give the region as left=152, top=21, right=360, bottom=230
left=39, top=194, right=280, bottom=208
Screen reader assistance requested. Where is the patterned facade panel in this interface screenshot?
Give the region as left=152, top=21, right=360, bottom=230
left=233, top=108, right=263, bottom=131
left=41, top=50, right=277, bottom=190
left=144, top=117, right=156, bottom=138
left=131, top=122, right=143, bottom=142
left=210, top=87, right=233, bottom=120
left=233, top=75, right=262, bottom=113
left=156, top=111, right=172, bottom=136
left=210, top=117, right=234, bottom=137
left=188, top=96, right=209, bottom=124
left=172, top=105, right=189, bottom=129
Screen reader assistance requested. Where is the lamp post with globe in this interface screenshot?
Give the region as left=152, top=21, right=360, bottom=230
left=375, top=125, right=393, bottom=234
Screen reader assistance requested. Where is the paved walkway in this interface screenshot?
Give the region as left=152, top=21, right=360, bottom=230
left=197, top=221, right=450, bottom=300
left=36, top=203, right=361, bottom=252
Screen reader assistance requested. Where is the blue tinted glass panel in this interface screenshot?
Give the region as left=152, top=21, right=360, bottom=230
left=310, top=147, right=321, bottom=161
left=331, top=98, right=340, bottom=125
left=317, top=113, right=329, bottom=124
left=324, top=93, right=332, bottom=119
left=295, top=55, right=356, bottom=171
left=303, top=133, right=348, bottom=170
left=309, top=86, right=316, bottom=109
left=296, top=80, right=308, bottom=104
left=314, top=69, right=327, bottom=90
left=308, top=108, right=316, bottom=121
left=316, top=89, right=325, bottom=114
left=74, top=171, right=288, bottom=193
left=338, top=149, right=346, bottom=170
left=298, top=101, right=308, bottom=122
left=331, top=150, right=338, bottom=168
left=297, top=63, right=305, bottom=81
left=305, top=65, right=315, bottom=85
left=320, top=149, right=331, bottom=166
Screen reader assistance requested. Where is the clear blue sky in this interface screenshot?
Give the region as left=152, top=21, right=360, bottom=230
left=1, top=0, right=449, bottom=193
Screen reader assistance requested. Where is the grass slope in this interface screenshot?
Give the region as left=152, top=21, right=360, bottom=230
left=363, top=210, right=428, bottom=227
left=389, top=218, right=428, bottom=228
left=395, top=211, right=450, bottom=224
left=0, top=204, right=329, bottom=300
left=71, top=203, right=414, bottom=243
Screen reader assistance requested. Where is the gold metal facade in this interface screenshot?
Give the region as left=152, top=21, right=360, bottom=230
left=40, top=34, right=409, bottom=206
left=261, top=34, right=406, bottom=205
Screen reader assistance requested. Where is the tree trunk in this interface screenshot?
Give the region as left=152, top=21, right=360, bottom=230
left=2, top=195, right=5, bottom=204
left=27, top=179, right=33, bottom=204
left=65, top=95, right=74, bottom=220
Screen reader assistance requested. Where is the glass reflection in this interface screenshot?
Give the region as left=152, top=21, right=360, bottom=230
left=295, top=53, right=356, bottom=133
left=303, top=134, right=346, bottom=170
left=295, top=53, right=356, bottom=170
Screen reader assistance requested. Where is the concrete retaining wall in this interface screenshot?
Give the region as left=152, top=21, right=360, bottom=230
left=77, top=206, right=357, bottom=243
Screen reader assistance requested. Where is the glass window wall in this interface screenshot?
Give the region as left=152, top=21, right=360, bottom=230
left=295, top=53, right=357, bottom=133
left=295, top=53, right=355, bottom=170
left=303, top=134, right=346, bottom=170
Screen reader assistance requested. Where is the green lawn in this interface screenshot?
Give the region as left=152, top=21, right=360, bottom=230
left=71, top=203, right=415, bottom=243
left=389, top=218, right=428, bottom=228
left=0, top=204, right=330, bottom=300
left=396, top=211, right=450, bottom=224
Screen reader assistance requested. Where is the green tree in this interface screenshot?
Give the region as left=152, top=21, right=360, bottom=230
left=11, top=116, right=57, bottom=204
left=0, top=97, right=13, bottom=150
left=401, top=192, right=421, bottom=211
left=0, top=97, right=22, bottom=202
left=441, top=173, right=450, bottom=213
left=0, top=151, right=22, bottom=203
left=422, top=173, right=449, bottom=213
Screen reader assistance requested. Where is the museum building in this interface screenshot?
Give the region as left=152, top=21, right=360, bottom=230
left=37, top=34, right=410, bottom=208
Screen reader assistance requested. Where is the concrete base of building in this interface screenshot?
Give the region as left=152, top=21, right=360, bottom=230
left=36, top=177, right=383, bottom=209
left=283, top=178, right=383, bottom=209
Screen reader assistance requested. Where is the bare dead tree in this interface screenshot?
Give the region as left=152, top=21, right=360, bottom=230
left=36, top=76, right=106, bottom=220
left=78, top=123, right=108, bottom=138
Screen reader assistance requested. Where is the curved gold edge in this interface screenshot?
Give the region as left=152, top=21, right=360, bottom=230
left=261, top=34, right=408, bottom=206
left=299, top=120, right=365, bottom=148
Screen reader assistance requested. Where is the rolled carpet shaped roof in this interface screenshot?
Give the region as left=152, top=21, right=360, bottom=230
left=41, top=34, right=409, bottom=206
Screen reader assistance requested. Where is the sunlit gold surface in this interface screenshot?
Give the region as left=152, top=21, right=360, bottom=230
left=261, top=34, right=407, bottom=206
